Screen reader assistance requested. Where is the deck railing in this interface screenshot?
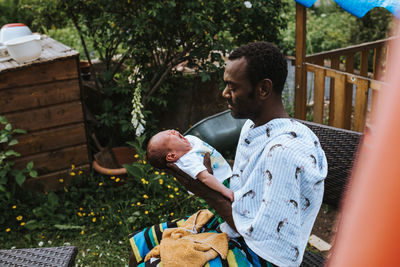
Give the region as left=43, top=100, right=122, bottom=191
left=295, top=36, right=397, bottom=132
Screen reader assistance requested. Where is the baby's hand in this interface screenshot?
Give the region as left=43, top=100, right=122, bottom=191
left=224, top=189, right=234, bottom=202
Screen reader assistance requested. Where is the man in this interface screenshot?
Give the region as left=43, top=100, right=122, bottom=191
left=129, top=42, right=327, bottom=266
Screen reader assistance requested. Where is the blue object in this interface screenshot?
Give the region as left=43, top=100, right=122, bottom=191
left=295, top=0, right=400, bottom=18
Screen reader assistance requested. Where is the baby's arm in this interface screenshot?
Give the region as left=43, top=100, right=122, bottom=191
left=196, top=170, right=234, bottom=202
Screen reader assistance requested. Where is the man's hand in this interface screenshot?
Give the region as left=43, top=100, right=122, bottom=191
left=166, top=154, right=237, bottom=231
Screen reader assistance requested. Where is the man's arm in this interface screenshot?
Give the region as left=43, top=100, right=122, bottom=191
left=166, top=158, right=237, bottom=232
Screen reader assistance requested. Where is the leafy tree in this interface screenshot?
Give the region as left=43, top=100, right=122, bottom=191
left=26, top=0, right=288, bottom=144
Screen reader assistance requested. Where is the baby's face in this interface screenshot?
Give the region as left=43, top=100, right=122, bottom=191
left=157, top=130, right=191, bottom=151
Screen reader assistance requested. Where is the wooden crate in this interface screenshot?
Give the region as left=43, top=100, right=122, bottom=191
left=0, top=35, right=90, bottom=191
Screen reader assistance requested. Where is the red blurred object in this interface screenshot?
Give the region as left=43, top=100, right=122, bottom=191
left=327, top=22, right=400, bottom=267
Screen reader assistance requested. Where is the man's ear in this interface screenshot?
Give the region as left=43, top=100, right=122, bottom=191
left=257, top=79, right=273, bottom=100
left=166, top=152, right=176, bottom=162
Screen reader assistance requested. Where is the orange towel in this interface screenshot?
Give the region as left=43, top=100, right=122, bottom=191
left=145, top=209, right=229, bottom=267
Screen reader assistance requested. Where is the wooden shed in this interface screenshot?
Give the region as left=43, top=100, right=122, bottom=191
left=0, top=35, right=90, bottom=191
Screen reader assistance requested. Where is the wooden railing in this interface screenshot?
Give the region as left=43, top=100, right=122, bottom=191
left=295, top=36, right=398, bottom=131
left=304, top=63, right=386, bottom=132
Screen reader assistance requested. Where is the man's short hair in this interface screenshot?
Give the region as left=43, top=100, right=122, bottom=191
left=228, top=42, right=288, bottom=94
left=147, top=138, right=168, bottom=170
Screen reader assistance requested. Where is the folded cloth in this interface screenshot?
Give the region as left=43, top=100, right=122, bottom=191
left=144, top=209, right=229, bottom=267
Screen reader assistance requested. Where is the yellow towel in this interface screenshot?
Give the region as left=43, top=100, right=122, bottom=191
left=145, top=209, right=229, bottom=267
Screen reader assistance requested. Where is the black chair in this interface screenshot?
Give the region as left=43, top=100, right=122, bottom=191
left=0, top=246, right=78, bottom=267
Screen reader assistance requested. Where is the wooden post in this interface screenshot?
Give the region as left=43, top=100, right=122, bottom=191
left=354, top=79, right=369, bottom=132
left=344, top=53, right=355, bottom=129
left=331, top=73, right=346, bottom=128
left=328, top=57, right=340, bottom=125
left=294, top=3, right=307, bottom=119
left=313, top=67, right=326, bottom=124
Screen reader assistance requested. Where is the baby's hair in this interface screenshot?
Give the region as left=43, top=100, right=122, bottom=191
left=147, top=136, right=168, bottom=170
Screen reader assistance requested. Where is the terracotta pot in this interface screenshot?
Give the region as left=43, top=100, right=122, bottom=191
left=92, top=147, right=137, bottom=176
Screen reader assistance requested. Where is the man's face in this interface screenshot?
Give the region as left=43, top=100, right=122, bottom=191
left=222, top=57, right=260, bottom=120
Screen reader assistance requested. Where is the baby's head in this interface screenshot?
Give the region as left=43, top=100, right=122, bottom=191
left=147, top=130, right=192, bottom=169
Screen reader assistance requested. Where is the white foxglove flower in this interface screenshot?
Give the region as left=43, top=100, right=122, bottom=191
left=244, top=1, right=252, bottom=8
left=131, top=82, right=146, bottom=137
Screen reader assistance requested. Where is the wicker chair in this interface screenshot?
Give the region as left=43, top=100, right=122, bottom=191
left=0, top=246, right=77, bottom=267
left=185, top=111, right=363, bottom=267
left=298, top=120, right=362, bottom=266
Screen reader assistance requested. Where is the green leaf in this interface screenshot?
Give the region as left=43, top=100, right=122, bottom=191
left=13, top=129, right=27, bottom=134
left=29, top=170, right=38, bottom=178
left=54, top=224, right=84, bottom=230
left=5, top=150, right=20, bottom=157
left=5, top=123, right=12, bottom=131
left=24, top=220, right=39, bottom=230
left=8, top=139, right=18, bottom=146
left=47, top=191, right=59, bottom=207
left=123, top=164, right=144, bottom=178
left=0, top=116, right=7, bottom=124
left=26, top=161, right=34, bottom=170
left=15, top=172, right=26, bottom=186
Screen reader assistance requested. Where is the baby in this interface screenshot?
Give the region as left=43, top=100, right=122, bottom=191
left=147, top=129, right=234, bottom=201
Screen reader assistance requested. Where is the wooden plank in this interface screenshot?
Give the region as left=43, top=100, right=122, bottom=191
left=23, top=164, right=90, bottom=192
left=328, top=57, right=340, bottom=125
left=14, top=144, right=90, bottom=174
left=369, top=89, right=379, bottom=126
left=0, top=79, right=80, bottom=114
left=0, top=57, right=78, bottom=90
left=359, top=50, right=369, bottom=78
left=313, top=67, right=325, bottom=123
left=14, top=123, right=87, bottom=156
left=5, top=101, right=84, bottom=132
left=305, top=36, right=397, bottom=62
left=294, top=3, right=307, bottom=120
left=373, top=45, right=384, bottom=80
left=331, top=73, right=346, bottom=128
left=354, top=79, right=369, bottom=132
left=344, top=53, right=355, bottom=129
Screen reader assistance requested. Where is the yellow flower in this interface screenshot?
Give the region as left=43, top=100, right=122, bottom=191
left=41, top=235, right=45, bottom=239
left=90, top=211, right=95, bottom=216
left=117, top=210, right=120, bottom=213
left=6, top=228, right=11, bottom=232
left=77, top=212, right=82, bottom=217
left=176, top=192, right=180, bottom=195
left=115, top=178, right=121, bottom=182
left=145, top=210, right=149, bottom=214
left=59, top=178, right=64, bottom=183
left=170, top=212, right=174, bottom=216
left=155, top=171, right=160, bottom=175
left=169, top=194, right=174, bottom=199
left=143, top=194, right=149, bottom=199
left=78, top=170, right=83, bottom=175
left=16, top=215, right=23, bottom=221
left=81, top=230, right=85, bottom=235
left=143, top=160, right=147, bottom=164
left=101, top=216, right=104, bottom=219
left=79, top=207, right=83, bottom=211
left=161, top=172, right=165, bottom=175
left=167, top=185, right=171, bottom=189
left=173, top=177, right=177, bottom=181
left=159, top=203, right=163, bottom=206
left=137, top=202, right=141, bottom=206
left=98, top=182, right=103, bottom=186
left=71, top=164, right=75, bottom=170
left=83, top=213, right=86, bottom=216
left=134, top=154, right=139, bottom=158
left=131, top=203, right=135, bottom=207
left=70, top=172, right=76, bottom=176
left=92, top=217, right=96, bottom=223
left=12, top=205, right=16, bottom=209
left=159, top=179, right=163, bottom=185
left=111, top=176, right=115, bottom=180
left=20, top=222, right=25, bottom=226
left=174, top=187, right=179, bottom=192
left=119, top=221, right=122, bottom=225
left=101, top=207, right=105, bottom=211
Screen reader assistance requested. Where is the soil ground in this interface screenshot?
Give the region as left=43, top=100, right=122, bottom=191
left=309, top=204, right=340, bottom=257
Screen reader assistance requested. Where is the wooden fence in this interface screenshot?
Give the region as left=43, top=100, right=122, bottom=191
left=295, top=36, right=397, bottom=131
